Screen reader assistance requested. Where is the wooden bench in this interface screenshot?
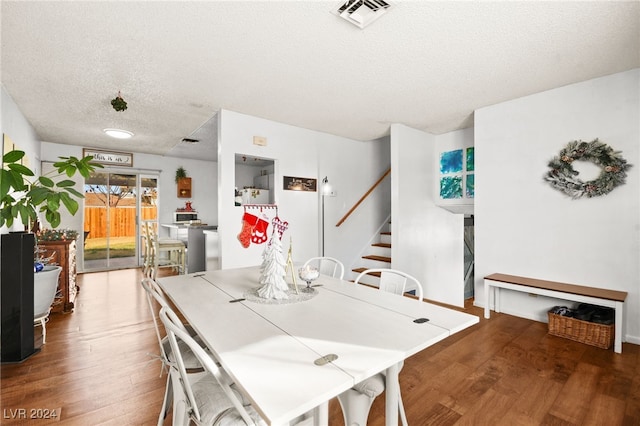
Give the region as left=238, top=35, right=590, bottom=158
left=484, top=273, right=628, bottom=353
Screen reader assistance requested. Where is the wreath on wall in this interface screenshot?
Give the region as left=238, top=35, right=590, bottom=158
left=544, top=139, right=632, bottom=199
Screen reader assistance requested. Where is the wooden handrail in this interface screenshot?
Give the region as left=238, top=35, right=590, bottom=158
left=336, top=168, right=391, bottom=227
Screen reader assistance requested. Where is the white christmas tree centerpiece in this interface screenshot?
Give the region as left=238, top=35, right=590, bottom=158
left=257, top=230, right=290, bottom=300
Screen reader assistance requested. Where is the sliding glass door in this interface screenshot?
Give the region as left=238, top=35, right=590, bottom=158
left=83, top=172, right=158, bottom=271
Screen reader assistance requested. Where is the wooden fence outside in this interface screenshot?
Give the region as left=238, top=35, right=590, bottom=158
left=84, top=207, right=157, bottom=239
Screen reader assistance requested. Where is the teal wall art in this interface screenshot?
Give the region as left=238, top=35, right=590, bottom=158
left=466, top=173, right=474, bottom=198
left=440, top=149, right=463, bottom=174
left=439, top=147, right=474, bottom=200
left=440, top=176, right=462, bottom=199
left=466, top=147, right=474, bottom=171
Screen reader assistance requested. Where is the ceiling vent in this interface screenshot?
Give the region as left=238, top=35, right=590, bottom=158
left=334, top=0, right=391, bottom=29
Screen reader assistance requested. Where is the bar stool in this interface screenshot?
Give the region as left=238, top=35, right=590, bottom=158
left=142, top=221, right=186, bottom=278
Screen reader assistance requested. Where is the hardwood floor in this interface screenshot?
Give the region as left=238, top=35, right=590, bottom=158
left=1, top=268, right=638, bottom=425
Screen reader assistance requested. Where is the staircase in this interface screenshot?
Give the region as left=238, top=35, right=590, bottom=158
left=350, top=223, right=391, bottom=286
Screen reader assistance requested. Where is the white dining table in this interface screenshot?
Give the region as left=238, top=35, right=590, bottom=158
left=158, top=266, right=479, bottom=426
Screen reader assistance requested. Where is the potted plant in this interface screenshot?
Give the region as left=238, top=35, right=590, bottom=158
left=33, top=244, right=62, bottom=345
left=175, top=166, right=187, bottom=183
left=1, top=150, right=102, bottom=361
left=1, top=150, right=103, bottom=229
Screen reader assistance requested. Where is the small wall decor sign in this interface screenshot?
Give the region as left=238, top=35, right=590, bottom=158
left=283, top=176, right=317, bottom=192
left=83, top=148, right=133, bottom=167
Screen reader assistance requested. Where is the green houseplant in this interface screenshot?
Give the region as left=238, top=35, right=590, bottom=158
left=175, top=166, right=187, bottom=183
left=1, top=150, right=103, bottom=228
left=1, top=149, right=102, bottom=361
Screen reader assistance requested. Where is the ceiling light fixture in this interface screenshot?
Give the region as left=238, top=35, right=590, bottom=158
left=103, top=128, right=133, bottom=139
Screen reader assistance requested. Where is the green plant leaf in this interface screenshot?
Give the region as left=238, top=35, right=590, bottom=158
left=38, top=175, right=55, bottom=187
left=4, top=169, right=26, bottom=191
left=7, top=163, right=34, bottom=176
left=64, top=187, right=84, bottom=198
left=3, top=150, right=25, bottom=163
left=59, top=192, right=79, bottom=215
left=77, top=166, right=88, bottom=177
left=0, top=169, right=11, bottom=199
left=45, top=209, right=61, bottom=228
left=47, top=193, right=60, bottom=211
left=18, top=204, right=37, bottom=226
left=28, top=186, right=51, bottom=205
left=17, top=204, right=29, bottom=223
left=1, top=207, right=10, bottom=229
left=53, top=161, right=69, bottom=172
left=56, top=179, right=76, bottom=187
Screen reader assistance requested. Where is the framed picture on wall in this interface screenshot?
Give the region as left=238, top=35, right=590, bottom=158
left=83, top=148, right=133, bottom=167
left=283, top=176, right=317, bottom=192
left=3, top=133, right=30, bottom=168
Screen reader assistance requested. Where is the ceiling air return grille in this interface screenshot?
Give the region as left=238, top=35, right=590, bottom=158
left=335, top=0, right=391, bottom=29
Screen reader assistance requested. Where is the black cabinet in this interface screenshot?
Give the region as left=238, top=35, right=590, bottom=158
left=1, top=232, right=37, bottom=363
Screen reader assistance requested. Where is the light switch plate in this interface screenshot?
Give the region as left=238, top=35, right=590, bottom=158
left=253, top=136, right=267, bottom=146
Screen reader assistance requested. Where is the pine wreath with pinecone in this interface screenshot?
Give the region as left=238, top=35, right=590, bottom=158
left=544, top=139, right=631, bottom=199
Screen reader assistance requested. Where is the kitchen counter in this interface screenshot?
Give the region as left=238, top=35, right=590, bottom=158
left=203, top=230, right=220, bottom=271
left=160, top=224, right=218, bottom=273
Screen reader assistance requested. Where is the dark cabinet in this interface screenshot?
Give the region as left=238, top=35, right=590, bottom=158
left=37, top=239, right=77, bottom=313
left=177, top=177, right=192, bottom=198
left=1, top=232, right=37, bottom=362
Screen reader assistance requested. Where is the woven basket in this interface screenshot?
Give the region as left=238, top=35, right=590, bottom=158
left=547, top=312, right=614, bottom=349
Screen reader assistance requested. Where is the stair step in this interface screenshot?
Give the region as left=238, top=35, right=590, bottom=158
left=372, top=242, right=391, bottom=248
left=362, top=254, right=391, bottom=263
left=352, top=268, right=382, bottom=277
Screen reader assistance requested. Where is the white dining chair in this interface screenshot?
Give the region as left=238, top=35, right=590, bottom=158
left=159, top=305, right=262, bottom=425
left=142, top=220, right=186, bottom=278
left=161, top=305, right=305, bottom=426
left=141, top=278, right=208, bottom=425
left=339, top=268, right=424, bottom=426
left=354, top=268, right=423, bottom=301
left=302, top=256, right=345, bottom=280
left=141, top=221, right=157, bottom=279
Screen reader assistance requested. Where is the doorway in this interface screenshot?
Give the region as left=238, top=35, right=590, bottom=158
left=464, top=215, right=475, bottom=299
left=83, top=172, right=158, bottom=271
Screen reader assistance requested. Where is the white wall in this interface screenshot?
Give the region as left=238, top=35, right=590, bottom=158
left=218, top=109, right=390, bottom=272
left=1, top=86, right=42, bottom=233
left=1, top=86, right=41, bottom=170
left=475, top=69, right=640, bottom=343
left=391, top=124, right=465, bottom=307
left=318, top=135, right=391, bottom=280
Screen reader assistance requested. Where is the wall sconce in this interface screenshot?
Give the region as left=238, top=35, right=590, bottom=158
left=322, top=176, right=336, bottom=197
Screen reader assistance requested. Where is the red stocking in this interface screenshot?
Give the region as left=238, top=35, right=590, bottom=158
left=238, top=212, right=258, bottom=248
left=251, top=216, right=270, bottom=244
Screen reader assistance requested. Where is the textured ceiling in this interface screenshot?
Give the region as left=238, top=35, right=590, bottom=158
left=1, top=1, right=639, bottom=162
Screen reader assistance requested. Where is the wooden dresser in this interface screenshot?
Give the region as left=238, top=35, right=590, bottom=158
left=37, top=239, right=77, bottom=313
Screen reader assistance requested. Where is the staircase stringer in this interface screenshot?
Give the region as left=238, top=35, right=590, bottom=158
left=344, top=213, right=391, bottom=282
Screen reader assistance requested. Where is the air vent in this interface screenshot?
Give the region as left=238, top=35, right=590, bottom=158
left=334, top=0, right=391, bottom=29
left=181, top=138, right=199, bottom=144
